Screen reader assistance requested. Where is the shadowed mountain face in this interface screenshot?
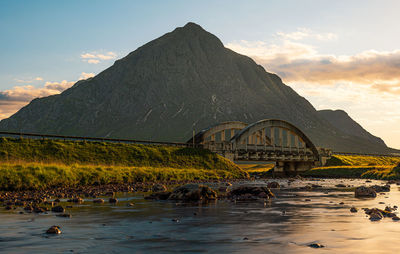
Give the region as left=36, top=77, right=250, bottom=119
left=0, top=22, right=395, bottom=153
left=318, top=110, right=386, bottom=146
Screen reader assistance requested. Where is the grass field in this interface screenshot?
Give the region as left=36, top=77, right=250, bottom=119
left=0, top=138, right=248, bottom=190
left=303, top=154, right=400, bottom=180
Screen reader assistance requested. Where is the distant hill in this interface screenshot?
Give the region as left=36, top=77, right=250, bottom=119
left=318, top=109, right=386, bottom=146
left=0, top=22, right=395, bottom=154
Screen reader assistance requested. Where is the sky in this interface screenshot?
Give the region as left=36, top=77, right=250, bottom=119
left=0, top=0, right=400, bottom=148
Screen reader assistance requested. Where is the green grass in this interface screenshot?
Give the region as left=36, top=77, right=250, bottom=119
left=0, top=163, right=247, bottom=190
left=303, top=155, right=400, bottom=180
left=0, top=138, right=248, bottom=190
left=325, top=154, right=400, bottom=166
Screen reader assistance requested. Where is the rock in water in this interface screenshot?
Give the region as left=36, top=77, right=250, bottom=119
left=229, top=186, right=274, bottom=200
left=145, top=192, right=172, bottom=200
left=109, top=198, right=118, bottom=203
left=46, top=225, right=61, bottom=234
left=370, top=185, right=390, bottom=192
left=152, top=184, right=167, bottom=192
left=369, top=211, right=383, bottom=221
left=350, top=207, right=358, bottom=213
left=308, top=243, right=325, bottom=248
left=355, top=186, right=377, bottom=198
left=168, top=184, right=217, bottom=201
left=267, top=182, right=280, bottom=188
left=51, top=206, right=65, bottom=213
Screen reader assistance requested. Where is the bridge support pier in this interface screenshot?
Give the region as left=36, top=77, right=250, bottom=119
left=273, top=161, right=313, bottom=176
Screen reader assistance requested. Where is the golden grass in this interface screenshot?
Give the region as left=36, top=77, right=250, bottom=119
left=326, top=154, right=400, bottom=166
left=0, top=138, right=249, bottom=190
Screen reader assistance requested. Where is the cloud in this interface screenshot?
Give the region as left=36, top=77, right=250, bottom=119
left=226, top=39, right=400, bottom=96
left=81, top=51, right=117, bottom=64
left=87, top=59, right=100, bottom=64
left=226, top=28, right=400, bottom=148
left=14, top=77, right=44, bottom=83
left=276, top=28, right=337, bottom=41
left=0, top=72, right=95, bottom=119
left=79, top=72, right=95, bottom=80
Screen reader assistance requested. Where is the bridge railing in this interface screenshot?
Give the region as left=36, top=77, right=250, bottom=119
left=0, top=131, right=203, bottom=148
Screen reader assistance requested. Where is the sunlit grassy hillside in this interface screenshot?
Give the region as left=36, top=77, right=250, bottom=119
left=0, top=138, right=247, bottom=190
left=326, top=154, right=400, bottom=166
left=303, top=154, right=400, bottom=180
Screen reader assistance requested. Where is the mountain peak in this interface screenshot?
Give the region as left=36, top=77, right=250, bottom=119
left=183, top=22, right=203, bottom=30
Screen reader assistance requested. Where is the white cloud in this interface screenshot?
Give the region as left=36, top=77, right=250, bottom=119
left=81, top=51, right=117, bottom=64
left=276, top=28, right=337, bottom=41
left=14, top=76, right=44, bottom=83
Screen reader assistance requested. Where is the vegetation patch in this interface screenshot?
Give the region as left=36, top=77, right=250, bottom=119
left=302, top=166, right=395, bottom=179
left=303, top=155, right=400, bottom=180
left=0, top=163, right=247, bottom=190
left=238, top=164, right=275, bottom=177
left=325, top=154, right=400, bottom=166
left=0, top=138, right=248, bottom=190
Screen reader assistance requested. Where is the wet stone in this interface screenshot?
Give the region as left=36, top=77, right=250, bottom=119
left=46, top=225, right=61, bottom=234
left=350, top=207, right=358, bottom=213
left=51, top=206, right=65, bottom=213
left=308, top=243, right=325, bottom=248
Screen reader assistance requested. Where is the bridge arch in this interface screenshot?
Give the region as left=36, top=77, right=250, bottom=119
left=188, top=121, right=247, bottom=144
left=231, top=119, right=319, bottom=158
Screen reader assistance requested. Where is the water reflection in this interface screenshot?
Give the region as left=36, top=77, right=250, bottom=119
left=0, top=179, right=399, bottom=253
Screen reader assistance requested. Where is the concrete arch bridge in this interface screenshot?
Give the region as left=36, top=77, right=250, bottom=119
left=188, top=119, right=332, bottom=174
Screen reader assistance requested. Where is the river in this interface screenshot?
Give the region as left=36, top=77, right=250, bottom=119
left=1, top=178, right=399, bottom=253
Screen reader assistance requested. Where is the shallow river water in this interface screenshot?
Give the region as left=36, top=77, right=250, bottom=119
left=1, top=178, right=400, bottom=253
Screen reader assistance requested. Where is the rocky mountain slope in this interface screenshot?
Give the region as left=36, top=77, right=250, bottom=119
left=0, top=22, right=395, bottom=154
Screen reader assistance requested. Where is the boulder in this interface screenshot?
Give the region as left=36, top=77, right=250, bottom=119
left=355, top=186, right=376, bottom=198
left=68, top=197, right=84, bottom=203
left=152, top=184, right=168, bottom=192
left=369, top=211, right=383, bottom=221
left=229, top=186, right=274, bottom=200
left=93, top=199, right=105, bottom=203
left=109, top=198, right=118, bottom=203
left=370, top=185, right=390, bottom=192
left=308, top=243, right=325, bottom=248
left=51, top=206, right=65, bottom=213
left=144, top=192, right=172, bottom=200
left=168, top=184, right=217, bottom=201
left=267, top=182, right=280, bottom=188
left=46, top=225, right=61, bottom=234
left=56, top=213, right=72, bottom=218
left=350, top=207, right=358, bottom=213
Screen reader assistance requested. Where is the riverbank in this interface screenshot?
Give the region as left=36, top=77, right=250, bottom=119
left=0, top=138, right=248, bottom=190
left=302, top=155, right=400, bottom=180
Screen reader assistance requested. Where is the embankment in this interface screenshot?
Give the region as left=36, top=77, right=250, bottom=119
left=302, top=154, right=400, bottom=180
left=0, top=138, right=248, bottom=190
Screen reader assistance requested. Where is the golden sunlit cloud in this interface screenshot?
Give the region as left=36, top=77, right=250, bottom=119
left=226, top=40, right=400, bottom=95
left=0, top=72, right=95, bottom=119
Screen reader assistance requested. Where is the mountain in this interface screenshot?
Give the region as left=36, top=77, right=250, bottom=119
left=318, top=109, right=386, bottom=146
left=0, top=22, right=395, bottom=154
